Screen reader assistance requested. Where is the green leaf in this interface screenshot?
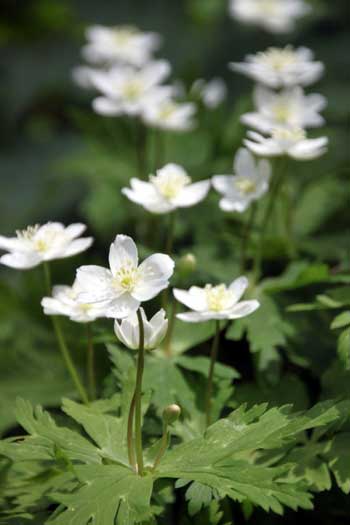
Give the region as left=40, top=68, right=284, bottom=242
left=156, top=402, right=342, bottom=514
left=185, top=481, right=216, bottom=516
left=167, top=320, right=215, bottom=355
left=337, top=328, right=350, bottom=370
left=50, top=465, right=153, bottom=525
left=331, top=311, right=350, bottom=329
left=326, top=433, right=350, bottom=494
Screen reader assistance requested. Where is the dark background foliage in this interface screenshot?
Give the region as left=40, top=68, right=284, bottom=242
left=0, top=0, right=350, bottom=523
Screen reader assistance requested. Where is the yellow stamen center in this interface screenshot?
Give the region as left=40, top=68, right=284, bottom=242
left=151, top=170, right=191, bottom=200
left=235, top=178, right=257, bottom=195
left=205, top=284, right=233, bottom=312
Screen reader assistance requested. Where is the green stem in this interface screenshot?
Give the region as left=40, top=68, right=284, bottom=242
left=152, top=422, right=169, bottom=471
left=205, top=320, right=221, bottom=428
left=43, top=263, right=89, bottom=405
left=86, top=324, right=96, bottom=401
left=240, top=203, right=257, bottom=273
left=164, top=299, right=177, bottom=357
left=253, top=157, right=287, bottom=282
left=136, top=120, right=147, bottom=179
left=134, top=309, right=145, bottom=475
left=127, top=393, right=137, bottom=471
left=162, top=212, right=176, bottom=310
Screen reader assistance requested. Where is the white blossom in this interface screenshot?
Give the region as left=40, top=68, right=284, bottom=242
left=230, top=46, right=324, bottom=88
left=244, top=127, right=328, bottom=160
left=241, top=85, right=326, bottom=134
left=0, top=223, right=93, bottom=270
left=122, top=163, right=210, bottom=214
left=174, top=276, right=259, bottom=322
left=76, top=235, right=175, bottom=319
left=228, top=0, right=311, bottom=33
left=82, top=25, right=161, bottom=67
left=212, top=148, right=271, bottom=212
left=41, top=279, right=106, bottom=323
left=142, top=89, right=196, bottom=131
left=90, top=61, right=171, bottom=117
left=72, top=65, right=102, bottom=89
left=192, top=78, right=227, bottom=109
left=114, top=307, right=168, bottom=350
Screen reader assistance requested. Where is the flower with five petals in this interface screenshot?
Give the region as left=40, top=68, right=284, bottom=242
left=76, top=235, right=175, bottom=319
left=114, top=307, right=168, bottom=350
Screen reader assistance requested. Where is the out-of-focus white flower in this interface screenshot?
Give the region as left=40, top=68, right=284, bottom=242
left=82, top=25, right=161, bottom=67
left=0, top=223, right=93, bottom=270
left=114, top=307, right=168, bottom=350
left=241, top=85, right=326, bottom=134
left=122, top=163, right=210, bottom=214
left=192, top=78, right=227, bottom=109
left=90, top=60, right=171, bottom=117
left=76, top=235, right=174, bottom=319
left=212, top=148, right=271, bottom=213
left=72, top=65, right=102, bottom=89
left=230, top=46, right=324, bottom=88
left=41, top=279, right=106, bottom=323
left=142, top=90, right=196, bottom=131
left=228, top=0, right=311, bottom=33
left=244, top=127, right=328, bottom=160
left=174, top=276, right=259, bottom=322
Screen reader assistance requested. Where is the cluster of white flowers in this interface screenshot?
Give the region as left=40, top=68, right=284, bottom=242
left=73, top=24, right=196, bottom=132
left=228, top=0, right=311, bottom=34
left=230, top=43, right=328, bottom=161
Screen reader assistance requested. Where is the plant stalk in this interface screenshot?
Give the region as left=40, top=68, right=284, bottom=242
left=86, top=323, right=96, bottom=401
left=240, top=202, right=257, bottom=273
left=205, top=320, right=221, bottom=427
left=152, top=422, right=169, bottom=471
left=127, top=392, right=137, bottom=470
left=43, top=263, right=89, bottom=405
left=134, top=309, right=145, bottom=474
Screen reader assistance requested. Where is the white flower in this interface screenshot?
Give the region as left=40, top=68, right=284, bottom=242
left=90, top=60, right=171, bottom=117
left=82, top=25, right=161, bottom=67
left=41, top=279, right=106, bottom=323
left=76, top=235, right=175, bottom=319
left=241, top=85, right=326, bottom=134
left=122, top=163, right=210, bottom=214
left=192, top=78, right=227, bottom=109
left=142, top=90, right=196, bottom=131
left=212, top=148, right=271, bottom=213
left=0, top=223, right=93, bottom=270
left=114, top=307, right=168, bottom=350
left=244, top=127, right=328, bottom=160
left=72, top=65, right=102, bottom=89
left=174, top=276, right=259, bottom=322
left=228, top=0, right=311, bottom=33
left=230, top=46, right=324, bottom=88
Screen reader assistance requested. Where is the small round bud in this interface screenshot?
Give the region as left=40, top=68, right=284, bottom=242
left=178, top=253, right=197, bottom=276
left=163, top=404, right=181, bottom=425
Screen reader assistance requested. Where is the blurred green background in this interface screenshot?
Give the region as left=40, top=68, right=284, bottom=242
left=0, top=1, right=350, bottom=522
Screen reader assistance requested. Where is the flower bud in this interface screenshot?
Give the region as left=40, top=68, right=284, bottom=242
left=177, top=253, right=197, bottom=276
left=114, top=308, right=168, bottom=350
left=162, top=404, right=181, bottom=425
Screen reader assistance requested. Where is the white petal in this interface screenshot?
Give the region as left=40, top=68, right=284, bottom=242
left=0, top=252, right=42, bottom=269
left=0, top=236, right=21, bottom=251
left=105, top=294, right=140, bottom=319
left=134, top=254, right=175, bottom=301
left=56, top=238, right=93, bottom=259
left=176, top=311, right=211, bottom=323
left=41, top=297, right=71, bottom=317
left=109, top=235, right=138, bottom=274
left=172, top=180, right=210, bottom=207
left=227, top=300, right=260, bottom=319
left=212, top=175, right=234, bottom=195
left=76, top=265, right=113, bottom=302
left=289, top=137, right=328, bottom=160
left=93, top=97, right=123, bottom=116
left=173, top=287, right=207, bottom=312
left=228, top=276, right=249, bottom=303
left=220, top=197, right=249, bottom=213
left=65, top=223, right=87, bottom=239
left=234, top=148, right=256, bottom=177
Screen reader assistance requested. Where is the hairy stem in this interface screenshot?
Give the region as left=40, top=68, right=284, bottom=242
left=240, top=202, right=257, bottom=273
left=253, top=157, right=287, bottom=282
left=134, top=309, right=145, bottom=475
left=205, top=320, right=221, bottom=427
left=127, top=393, right=137, bottom=471
left=152, top=422, right=169, bottom=471
left=43, top=263, right=89, bottom=405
